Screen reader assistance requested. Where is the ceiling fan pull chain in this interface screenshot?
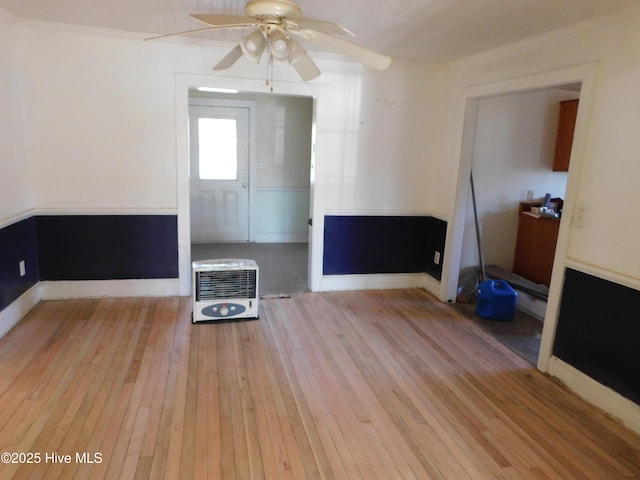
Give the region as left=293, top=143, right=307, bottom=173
left=267, top=34, right=275, bottom=92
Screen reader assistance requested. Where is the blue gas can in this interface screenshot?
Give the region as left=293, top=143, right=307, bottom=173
left=475, top=280, right=517, bottom=321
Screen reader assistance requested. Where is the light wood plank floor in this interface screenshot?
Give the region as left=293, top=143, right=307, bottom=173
left=0, top=289, right=639, bottom=479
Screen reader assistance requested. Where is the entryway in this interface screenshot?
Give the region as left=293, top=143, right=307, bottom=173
left=444, top=63, right=599, bottom=368
left=453, top=85, right=581, bottom=365
left=188, top=89, right=314, bottom=295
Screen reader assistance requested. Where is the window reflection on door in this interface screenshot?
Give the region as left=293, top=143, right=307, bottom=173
left=190, top=106, right=250, bottom=242
left=198, top=118, right=238, bottom=180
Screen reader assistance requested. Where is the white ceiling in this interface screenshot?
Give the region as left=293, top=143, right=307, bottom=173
left=1, top=0, right=638, bottom=63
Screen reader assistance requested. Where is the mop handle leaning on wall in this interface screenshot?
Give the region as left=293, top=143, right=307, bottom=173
left=470, top=170, right=486, bottom=282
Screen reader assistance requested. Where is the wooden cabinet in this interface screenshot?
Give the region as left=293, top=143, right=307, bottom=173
left=553, top=98, right=579, bottom=172
left=513, top=204, right=560, bottom=287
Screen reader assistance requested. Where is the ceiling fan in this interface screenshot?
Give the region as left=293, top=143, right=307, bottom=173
left=147, top=0, right=392, bottom=82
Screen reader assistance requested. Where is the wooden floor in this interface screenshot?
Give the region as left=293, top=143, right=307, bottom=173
left=1, top=290, right=639, bottom=479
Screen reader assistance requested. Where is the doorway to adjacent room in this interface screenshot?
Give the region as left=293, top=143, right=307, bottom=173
left=188, top=90, right=314, bottom=295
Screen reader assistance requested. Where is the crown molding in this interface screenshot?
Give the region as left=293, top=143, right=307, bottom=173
left=453, top=4, right=640, bottom=68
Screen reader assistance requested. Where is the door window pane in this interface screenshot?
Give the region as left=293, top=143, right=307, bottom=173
left=198, top=118, right=237, bottom=180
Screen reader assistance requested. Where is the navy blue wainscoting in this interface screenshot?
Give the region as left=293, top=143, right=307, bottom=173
left=323, top=215, right=447, bottom=279
left=36, top=215, right=179, bottom=280
left=553, top=268, right=640, bottom=404
left=0, top=217, right=39, bottom=311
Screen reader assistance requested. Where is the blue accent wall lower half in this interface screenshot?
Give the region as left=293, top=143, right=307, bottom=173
left=553, top=268, right=640, bottom=404
left=0, top=218, right=39, bottom=311
left=36, top=215, right=178, bottom=281
left=323, top=215, right=446, bottom=279
left=5, top=213, right=444, bottom=308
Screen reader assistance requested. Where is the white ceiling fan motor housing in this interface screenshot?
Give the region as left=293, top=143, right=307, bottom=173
left=245, top=0, right=302, bottom=19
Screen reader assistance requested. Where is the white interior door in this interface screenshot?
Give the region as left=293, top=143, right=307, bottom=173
left=190, top=105, right=250, bottom=242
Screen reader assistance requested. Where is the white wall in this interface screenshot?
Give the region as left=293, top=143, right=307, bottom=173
left=19, top=25, right=179, bottom=213
left=0, top=7, right=38, bottom=340
left=252, top=95, right=312, bottom=189
left=15, top=21, right=447, bottom=293
left=459, top=88, right=574, bottom=271
left=323, top=62, right=446, bottom=215
left=18, top=23, right=444, bottom=218
left=250, top=94, right=312, bottom=242
left=0, top=7, right=30, bottom=224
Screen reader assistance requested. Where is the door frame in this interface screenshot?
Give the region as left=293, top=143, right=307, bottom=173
left=176, top=74, right=324, bottom=297
left=441, top=62, right=598, bottom=371
left=188, top=97, right=258, bottom=242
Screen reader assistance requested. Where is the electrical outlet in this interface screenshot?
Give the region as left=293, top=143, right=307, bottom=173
left=433, top=251, right=441, bottom=265
left=19, top=260, right=26, bottom=277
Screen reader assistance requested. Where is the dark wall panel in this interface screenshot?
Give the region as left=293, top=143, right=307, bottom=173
left=0, top=218, right=39, bottom=310
left=36, top=215, right=178, bottom=280
left=553, top=268, right=640, bottom=404
left=323, top=215, right=446, bottom=279
left=425, top=217, right=447, bottom=280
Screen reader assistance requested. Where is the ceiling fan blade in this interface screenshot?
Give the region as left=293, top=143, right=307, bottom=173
left=146, top=14, right=257, bottom=41
left=191, top=14, right=257, bottom=27
left=291, top=54, right=321, bottom=81
left=213, top=45, right=244, bottom=70
left=288, top=38, right=320, bottom=81
left=284, top=17, right=355, bottom=38
left=300, top=30, right=391, bottom=70
left=145, top=26, right=227, bottom=41
left=145, top=21, right=256, bottom=42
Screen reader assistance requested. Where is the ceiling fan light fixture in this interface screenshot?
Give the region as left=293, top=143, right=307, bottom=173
left=268, top=30, right=291, bottom=60
left=240, top=29, right=267, bottom=61
left=148, top=0, right=392, bottom=83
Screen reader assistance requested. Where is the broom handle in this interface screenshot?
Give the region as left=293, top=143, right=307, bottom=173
left=470, top=170, right=486, bottom=282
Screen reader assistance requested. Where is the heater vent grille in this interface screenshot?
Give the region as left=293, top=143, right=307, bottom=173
left=196, top=269, right=257, bottom=300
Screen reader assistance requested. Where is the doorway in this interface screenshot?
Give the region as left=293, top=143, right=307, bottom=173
left=188, top=89, right=314, bottom=295
left=461, top=85, right=581, bottom=364
left=441, top=60, right=601, bottom=369
left=462, top=87, right=580, bottom=282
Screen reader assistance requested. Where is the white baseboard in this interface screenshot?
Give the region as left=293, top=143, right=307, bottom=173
left=40, top=279, right=180, bottom=300
left=423, top=274, right=443, bottom=300
left=546, top=356, right=640, bottom=436
left=320, top=273, right=438, bottom=295
left=0, top=285, right=40, bottom=340
left=516, top=291, right=547, bottom=320
left=254, top=233, right=308, bottom=243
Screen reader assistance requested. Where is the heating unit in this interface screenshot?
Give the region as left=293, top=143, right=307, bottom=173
left=192, top=259, right=259, bottom=322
